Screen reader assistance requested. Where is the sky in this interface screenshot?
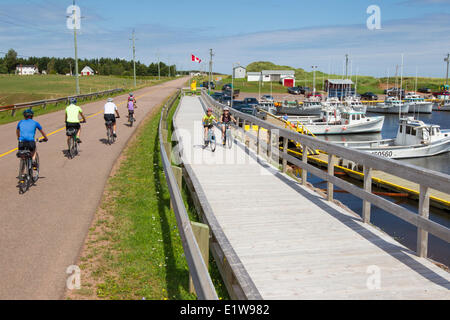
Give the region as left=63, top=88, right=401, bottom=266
left=0, top=0, right=449, bottom=77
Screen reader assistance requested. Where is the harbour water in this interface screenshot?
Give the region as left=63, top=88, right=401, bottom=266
left=313, top=111, right=450, bottom=267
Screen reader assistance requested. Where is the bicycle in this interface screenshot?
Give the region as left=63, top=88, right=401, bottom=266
left=17, top=139, right=45, bottom=194
left=106, top=116, right=119, bottom=145
left=204, top=126, right=216, bottom=152
left=128, top=110, right=135, bottom=127
left=66, top=121, right=84, bottom=159
left=222, top=122, right=234, bottom=149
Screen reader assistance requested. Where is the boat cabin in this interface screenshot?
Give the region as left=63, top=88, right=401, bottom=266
left=395, top=117, right=446, bottom=145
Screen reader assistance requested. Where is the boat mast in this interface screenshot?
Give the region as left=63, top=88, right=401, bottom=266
left=399, top=54, right=404, bottom=119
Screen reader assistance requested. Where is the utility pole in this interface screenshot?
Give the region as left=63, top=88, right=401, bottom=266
left=445, top=53, right=449, bottom=86
left=72, top=0, right=80, bottom=94
left=209, top=49, right=214, bottom=92
left=130, top=29, right=137, bottom=87
left=157, top=52, right=160, bottom=80
left=312, top=66, right=317, bottom=94
left=168, top=56, right=171, bottom=77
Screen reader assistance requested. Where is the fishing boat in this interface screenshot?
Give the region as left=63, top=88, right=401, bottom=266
left=276, top=97, right=323, bottom=116
left=343, top=96, right=367, bottom=113
left=332, top=117, right=450, bottom=159
left=367, top=96, right=409, bottom=114
left=403, top=92, right=433, bottom=114
left=433, top=100, right=450, bottom=111
left=289, top=108, right=384, bottom=135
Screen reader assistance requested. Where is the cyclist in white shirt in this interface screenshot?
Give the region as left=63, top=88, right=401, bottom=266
left=104, top=98, right=120, bottom=137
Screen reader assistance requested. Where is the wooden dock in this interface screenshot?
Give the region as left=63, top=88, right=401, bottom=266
left=175, top=95, right=450, bottom=299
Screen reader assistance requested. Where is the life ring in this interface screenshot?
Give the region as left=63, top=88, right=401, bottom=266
left=345, top=120, right=349, bottom=125
left=342, top=126, right=347, bottom=131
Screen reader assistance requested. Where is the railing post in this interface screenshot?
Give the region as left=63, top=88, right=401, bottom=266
left=327, top=154, right=335, bottom=201
left=417, top=185, right=430, bottom=257
left=301, top=144, right=307, bottom=185
left=256, top=125, right=260, bottom=155
left=189, top=222, right=210, bottom=295
left=282, top=137, right=288, bottom=173
left=267, top=129, right=272, bottom=161
left=363, top=166, right=372, bottom=223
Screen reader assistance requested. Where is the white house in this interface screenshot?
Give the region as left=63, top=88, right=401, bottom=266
left=233, top=66, right=246, bottom=79
left=16, top=65, right=39, bottom=75
left=81, top=66, right=95, bottom=76
left=247, top=70, right=296, bottom=87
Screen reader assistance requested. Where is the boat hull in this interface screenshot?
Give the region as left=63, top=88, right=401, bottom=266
left=367, top=103, right=409, bottom=114
left=277, top=106, right=322, bottom=116
left=302, top=116, right=385, bottom=135
left=334, top=139, right=450, bottom=159
left=433, top=102, right=450, bottom=111
left=406, top=102, right=433, bottom=114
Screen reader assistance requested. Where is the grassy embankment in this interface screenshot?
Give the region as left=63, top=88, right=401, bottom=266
left=66, top=95, right=229, bottom=300
left=0, top=75, right=174, bottom=125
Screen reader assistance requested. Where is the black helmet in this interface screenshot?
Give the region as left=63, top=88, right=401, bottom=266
left=23, top=109, right=34, bottom=117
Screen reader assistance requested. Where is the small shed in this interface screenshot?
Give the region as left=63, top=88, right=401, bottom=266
left=233, top=66, right=246, bottom=79
left=325, top=79, right=355, bottom=98
left=247, top=72, right=262, bottom=82
left=81, top=66, right=94, bottom=76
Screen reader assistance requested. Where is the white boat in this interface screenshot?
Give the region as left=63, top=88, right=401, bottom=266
left=343, top=96, right=367, bottom=113
left=403, top=92, right=432, bottom=114
left=332, top=117, right=450, bottom=159
left=289, top=108, right=384, bottom=135
left=432, top=96, right=450, bottom=111
left=277, top=97, right=323, bottom=116
left=367, top=96, right=409, bottom=114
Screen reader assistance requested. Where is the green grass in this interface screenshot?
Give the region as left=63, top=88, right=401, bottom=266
left=0, top=74, right=174, bottom=106
left=69, top=100, right=228, bottom=300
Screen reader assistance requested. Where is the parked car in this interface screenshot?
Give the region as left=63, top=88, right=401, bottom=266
left=210, top=92, right=223, bottom=100
left=231, top=100, right=245, bottom=107
left=243, top=97, right=259, bottom=106
left=202, top=81, right=215, bottom=89
left=300, top=87, right=310, bottom=94
left=418, top=87, right=431, bottom=94
left=361, top=92, right=378, bottom=100
left=219, top=95, right=232, bottom=106
left=260, top=95, right=274, bottom=102
left=232, top=105, right=266, bottom=120
left=222, top=83, right=233, bottom=91
left=288, top=86, right=302, bottom=95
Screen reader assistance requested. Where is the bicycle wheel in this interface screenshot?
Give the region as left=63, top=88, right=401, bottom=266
left=210, top=132, right=216, bottom=152
left=129, top=116, right=134, bottom=127
left=32, top=153, right=40, bottom=183
left=68, top=137, right=75, bottom=159
left=18, top=159, right=29, bottom=194
left=227, top=129, right=233, bottom=149
left=107, top=127, right=112, bottom=145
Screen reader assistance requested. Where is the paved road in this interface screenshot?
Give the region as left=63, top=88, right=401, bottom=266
left=0, top=77, right=187, bottom=299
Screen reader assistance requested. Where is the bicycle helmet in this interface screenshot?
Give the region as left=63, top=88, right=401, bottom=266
left=23, top=109, right=34, bottom=117
left=107, top=98, right=114, bottom=102
left=207, top=108, right=213, bottom=112
left=223, top=107, right=229, bottom=111
left=70, top=98, right=77, bottom=104
left=129, top=93, right=134, bottom=96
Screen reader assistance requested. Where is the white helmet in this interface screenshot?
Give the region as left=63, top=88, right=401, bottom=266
left=107, top=98, right=114, bottom=102
left=223, top=107, right=230, bottom=111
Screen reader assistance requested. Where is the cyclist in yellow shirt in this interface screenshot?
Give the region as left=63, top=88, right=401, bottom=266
left=65, top=98, right=87, bottom=144
left=202, top=108, right=217, bottom=146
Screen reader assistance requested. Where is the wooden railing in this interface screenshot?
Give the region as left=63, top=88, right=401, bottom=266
left=0, top=88, right=124, bottom=116
left=159, top=89, right=218, bottom=300
left=200, top=89, right=450, bottom=259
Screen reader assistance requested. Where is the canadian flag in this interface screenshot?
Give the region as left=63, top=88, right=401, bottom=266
left=191, top=54, right=202, bottom=63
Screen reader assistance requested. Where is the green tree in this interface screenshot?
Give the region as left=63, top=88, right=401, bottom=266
left=5, top=49, right=18, bottom=73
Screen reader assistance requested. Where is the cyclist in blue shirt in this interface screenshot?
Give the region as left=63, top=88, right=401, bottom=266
left=16, top=109, right=48, bottom=163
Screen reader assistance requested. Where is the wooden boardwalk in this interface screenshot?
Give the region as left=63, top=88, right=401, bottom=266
left=175, top=96, right=450, bottom=299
